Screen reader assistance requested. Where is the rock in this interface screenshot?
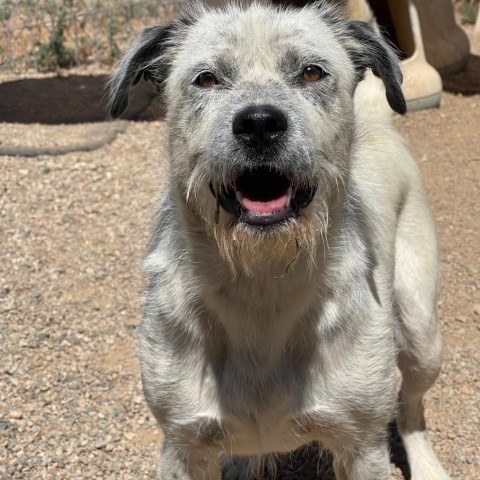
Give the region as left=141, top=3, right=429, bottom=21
left=9, top=333, right=22, bottom=344
left=93, top=439, right=107, bottom=450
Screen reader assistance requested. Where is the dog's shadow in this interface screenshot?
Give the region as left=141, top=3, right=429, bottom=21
left=222, top=421, right=410, bottom=479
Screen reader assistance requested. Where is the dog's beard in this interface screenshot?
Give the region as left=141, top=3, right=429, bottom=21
left=212, top=204, right=327, bottom=278
left=184, top=162, right=335, bottom=277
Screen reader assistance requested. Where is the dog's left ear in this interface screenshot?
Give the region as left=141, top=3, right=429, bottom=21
left=342, top=21, right=407, bottom=114
left=108, top=20, right=185, bottom=119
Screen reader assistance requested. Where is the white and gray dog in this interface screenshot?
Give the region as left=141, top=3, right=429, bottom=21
left=109, top=2, right=450, bottom=479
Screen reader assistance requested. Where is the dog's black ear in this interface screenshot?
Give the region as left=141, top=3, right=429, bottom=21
left=107, top=22, right=178, bottom=119
left=343, top=21, right=407, bottom=115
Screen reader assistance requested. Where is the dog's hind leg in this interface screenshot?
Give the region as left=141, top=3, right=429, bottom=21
left=394, top=186, right=451, bottom=480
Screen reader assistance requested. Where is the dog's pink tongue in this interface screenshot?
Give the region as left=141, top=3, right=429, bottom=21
left=240, top=191, right=288, bottom=214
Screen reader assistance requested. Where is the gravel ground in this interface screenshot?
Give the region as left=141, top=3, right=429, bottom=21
left=1, top=75, right=479, bottom=480
left=0, top=121, right=165, bottom=479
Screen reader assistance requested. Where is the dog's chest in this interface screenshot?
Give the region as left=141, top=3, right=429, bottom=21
left=190, top=262, right=393, bottom=455
left=193, top=346, right=387, bottom=456
left=199, top=328, right=336, bottom=455
left=193, top=386, right=344, bottom=456
left=219, top=412, right=319, bottom=455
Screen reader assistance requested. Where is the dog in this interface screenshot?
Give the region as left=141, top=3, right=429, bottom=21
left=108, top=3, right=450, bottom=479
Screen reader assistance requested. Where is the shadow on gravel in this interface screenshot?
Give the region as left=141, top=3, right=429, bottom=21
left=0, top=74, right=164, bottom=124
left=442, top=54, right=480, bottom=95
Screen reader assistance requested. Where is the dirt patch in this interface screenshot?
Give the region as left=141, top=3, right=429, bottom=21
left=0, top=74, right=162, bottom=124
left=103, top=343, right=139, bottom=375
left=0, top=74, right=165, bottom=156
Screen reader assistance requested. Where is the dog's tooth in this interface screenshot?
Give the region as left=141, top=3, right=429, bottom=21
left=286, top=186, right=293, bottom=207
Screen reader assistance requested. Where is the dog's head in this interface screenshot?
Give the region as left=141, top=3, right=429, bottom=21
left=109, top=3, right=405, bottom=275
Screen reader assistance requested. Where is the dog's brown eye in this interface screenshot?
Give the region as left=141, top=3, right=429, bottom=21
left=195, top=71, right=218, bottom=88
left=302, top=65, right=323, bottom=82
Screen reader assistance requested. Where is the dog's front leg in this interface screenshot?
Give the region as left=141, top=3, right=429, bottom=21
left=158, top=441, right=221, bottom=480
left=332, top=440, right=390, bottom=480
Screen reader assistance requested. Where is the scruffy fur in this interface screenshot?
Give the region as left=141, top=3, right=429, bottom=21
left=109, top=3, right=450, bottom=479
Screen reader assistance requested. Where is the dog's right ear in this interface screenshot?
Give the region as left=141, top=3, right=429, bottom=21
left=108, top=23, right=178, bottom=119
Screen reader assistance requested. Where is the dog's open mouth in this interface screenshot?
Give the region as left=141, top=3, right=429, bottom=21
left=211, top=167, right=317, bottom=226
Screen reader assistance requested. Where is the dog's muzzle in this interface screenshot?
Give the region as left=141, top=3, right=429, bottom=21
left=210, top=105, right=317, bottom=226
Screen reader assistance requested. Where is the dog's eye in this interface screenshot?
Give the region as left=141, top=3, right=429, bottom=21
left=302, top=65, right=324, bottom=82
left=195, top=71, right=218, bottom=88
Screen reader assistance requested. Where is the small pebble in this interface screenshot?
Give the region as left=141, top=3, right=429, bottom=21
left=93, top=439, right=107, bottom=450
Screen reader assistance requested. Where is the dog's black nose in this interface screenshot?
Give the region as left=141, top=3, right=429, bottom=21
left=232, top=105, right=288, bottom=152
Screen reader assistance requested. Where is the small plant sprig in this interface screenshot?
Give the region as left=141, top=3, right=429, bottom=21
left=37, top=4, right=76, bottom=70
left=459, top=0, right=479, bottom=25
